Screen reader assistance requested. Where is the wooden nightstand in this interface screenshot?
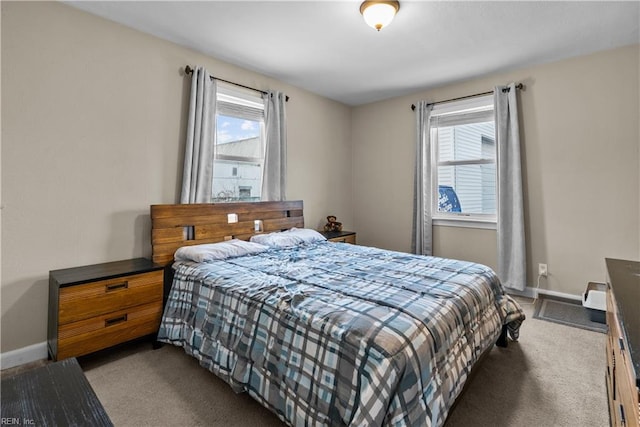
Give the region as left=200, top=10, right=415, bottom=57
left=321, top=230, right=356, bottom=244
left=48, top=258, right=164, bottom=361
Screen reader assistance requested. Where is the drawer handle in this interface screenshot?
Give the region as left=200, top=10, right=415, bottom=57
left=104, top=314, right=127, bottom=327
left=611, top=353, right=616, bottom=400
left=105, top=281, right=128, bottom=292
left=617, top=403, right=625, bottom=426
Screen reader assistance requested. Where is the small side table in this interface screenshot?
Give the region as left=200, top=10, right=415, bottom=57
left=48, top=258, right=164, bottom=361
left=0, top=358, right=112, bottom=426
left=320, top=230, right=356, bottom=244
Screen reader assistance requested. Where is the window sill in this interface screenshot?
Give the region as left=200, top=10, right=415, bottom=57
left=433, top=218, right=496, bottom=230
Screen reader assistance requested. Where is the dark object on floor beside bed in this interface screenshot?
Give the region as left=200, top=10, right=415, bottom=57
left=533, top=297, right=607, bottom=333
left=0, top=358, right=112, bottom=426
left=496, top=325, right=509, bottom=347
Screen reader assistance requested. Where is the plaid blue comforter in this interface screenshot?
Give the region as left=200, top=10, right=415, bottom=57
left=158, top=242, right=525, bottom=426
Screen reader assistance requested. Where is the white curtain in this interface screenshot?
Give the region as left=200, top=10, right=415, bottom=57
left=180, top=66, right=217, bottom=204
left=495, top=83, right=526, bottom=290
left=262, top=91, right=287, bottom=201
left=412, top=101, right=434, bottom=255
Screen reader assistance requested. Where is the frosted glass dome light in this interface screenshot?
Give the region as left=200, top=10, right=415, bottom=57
left=360, top=1, right=400, bottom=31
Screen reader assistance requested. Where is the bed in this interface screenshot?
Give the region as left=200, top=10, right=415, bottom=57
left=150, top=200, right=525, bottom=427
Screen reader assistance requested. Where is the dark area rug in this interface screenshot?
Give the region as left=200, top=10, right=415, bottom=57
left=533, top=297, right=608, bottom=333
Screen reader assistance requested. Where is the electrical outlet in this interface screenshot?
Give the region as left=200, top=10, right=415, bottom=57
left=538, top=263, right=548, bottom=277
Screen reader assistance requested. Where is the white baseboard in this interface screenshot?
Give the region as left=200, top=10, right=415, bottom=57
left=507, top=286, right=582, bottom=302
left=0, top=341, right=48, bottom=370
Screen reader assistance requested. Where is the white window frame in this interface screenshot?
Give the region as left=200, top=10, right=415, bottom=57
left=430, top=94, right=497, bottom=229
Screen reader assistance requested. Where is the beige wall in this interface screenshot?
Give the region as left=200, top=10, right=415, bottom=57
left=353, top=45, right=640, bottom=296
left=1, top=2, right=352, bottom=353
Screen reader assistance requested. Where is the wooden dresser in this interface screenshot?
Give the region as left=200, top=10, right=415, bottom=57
left=48, top=258, right=164, bottom=361
left=605, top=258, right=640, bottom=427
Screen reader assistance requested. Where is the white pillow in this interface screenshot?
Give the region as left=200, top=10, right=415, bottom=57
left=174, top=239, right=269, bottom=263
left=287, top=228, right=327, bottom=243
left=250, top=228, right=326, bottom=248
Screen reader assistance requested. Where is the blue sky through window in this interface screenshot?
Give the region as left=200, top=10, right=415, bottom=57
left=217, top=115, right=260, bottom=144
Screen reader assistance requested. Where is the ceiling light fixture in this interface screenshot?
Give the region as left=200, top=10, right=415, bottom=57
left=360, top=1, right=400, bottom=32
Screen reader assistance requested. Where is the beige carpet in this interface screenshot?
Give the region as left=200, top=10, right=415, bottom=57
left=73, top=297, right=607, bottom=426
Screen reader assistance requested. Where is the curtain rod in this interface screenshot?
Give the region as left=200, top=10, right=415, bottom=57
left=185, top=65, right=289, bottom=102
left=410, top=83, right=523, bottom=111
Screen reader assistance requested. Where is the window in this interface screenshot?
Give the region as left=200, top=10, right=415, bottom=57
left=212, top=82, right=266, bottom=202
left=430, top=94, right=496, bottom=225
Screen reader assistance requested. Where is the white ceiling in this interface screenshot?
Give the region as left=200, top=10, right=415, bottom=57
left=66, top=1, right=639, bottom=106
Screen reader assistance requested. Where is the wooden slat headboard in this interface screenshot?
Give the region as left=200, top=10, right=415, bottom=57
left=150, top=200, right=304, bottom=266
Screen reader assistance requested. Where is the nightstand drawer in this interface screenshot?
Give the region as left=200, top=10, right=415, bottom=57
left=58, top=302, right=162, bottom=360
left=330, top=234, right=356, bottom=244
left=59, top=270, right=163, bottom=324
left=321, top=230, right=356, bottom=244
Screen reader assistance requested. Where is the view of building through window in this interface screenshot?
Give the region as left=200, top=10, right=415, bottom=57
left=429, top=94, right=496, bottom=222
left=212, top=89, right=266, bottom=202
left=436, top=121, right=496, bottom=215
